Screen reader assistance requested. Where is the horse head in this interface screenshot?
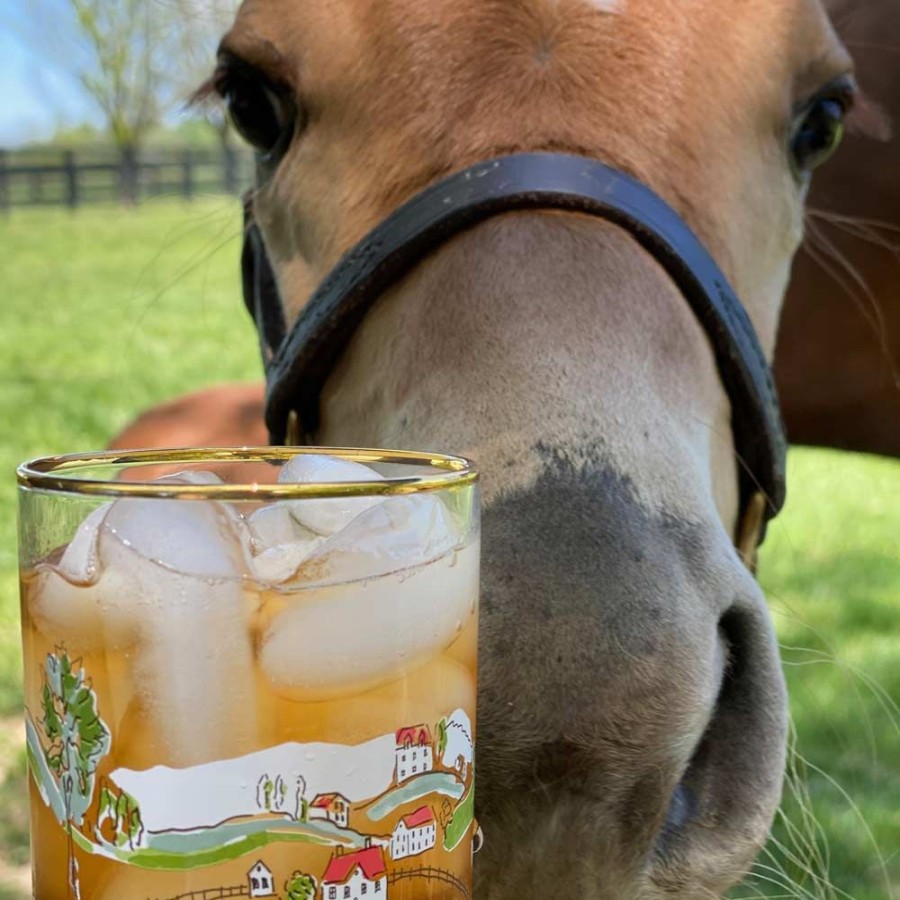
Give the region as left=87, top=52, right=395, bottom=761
left=211, top=2, right=855, bottom=895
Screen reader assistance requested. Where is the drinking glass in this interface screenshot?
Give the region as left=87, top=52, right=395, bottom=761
left=17, top=448, right=479, bottom=900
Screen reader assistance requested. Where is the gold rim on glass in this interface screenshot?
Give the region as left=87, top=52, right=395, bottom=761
left=17, top=447, right=478, bottom=501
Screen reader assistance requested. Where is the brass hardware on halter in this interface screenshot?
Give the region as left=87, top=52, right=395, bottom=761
left=285, top=409, right=301, bottom=446
left=736, top=491, right=767, bottom=573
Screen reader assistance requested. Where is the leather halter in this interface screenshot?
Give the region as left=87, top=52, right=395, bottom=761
left=243, top=153, right=787, bottom=547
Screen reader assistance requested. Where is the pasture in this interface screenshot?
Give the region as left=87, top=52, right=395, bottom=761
left=0, top=201, right=897, bottom=899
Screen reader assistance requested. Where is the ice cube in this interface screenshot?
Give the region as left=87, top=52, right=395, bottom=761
left=30, top=503, right=139, bottom=655
left=127, top=568, right=258, bottom=767
left=246, top=503, right=324, bottom=583
left=33, top=493, right=259, bottom=766
left=296, top=494, right=462, bottom=584
left=279, top=453, right=385, bottom=535
left=31, top=481, right=252, bottom=654
left=247, top=503, right=298, bottom=551
left=260, top=541, right=479, bottom=700
left=251, top=540, right=324, bottom=584
left=102, top=494, right=247, bottom=579
left=56, top=502, right=111, bottom=584
left=31, top=563, right=141, bottom=656
left=98, top=498, right=258, bottom=765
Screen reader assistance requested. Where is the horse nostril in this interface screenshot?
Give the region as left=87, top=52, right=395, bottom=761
left=664, top=782, right=697, bottom=830
left=659, top=610, right=748, bottom=832
left=652, top=598, right=788, bottom=886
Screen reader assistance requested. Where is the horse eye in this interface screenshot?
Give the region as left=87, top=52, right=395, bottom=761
left=221, top=67, right=294, bottom=158
left=791, top=81, right=855, bottom=175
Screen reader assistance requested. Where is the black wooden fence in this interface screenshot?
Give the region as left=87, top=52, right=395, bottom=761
left=0, top=146, right=255, bottom=210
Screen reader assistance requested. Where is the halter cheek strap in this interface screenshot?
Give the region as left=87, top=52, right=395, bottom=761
left=242, top=198, right=287, bottom=365
left=243, top=153, right=787, bottom=545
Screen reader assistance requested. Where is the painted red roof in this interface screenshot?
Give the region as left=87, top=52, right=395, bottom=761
left=401, top=806, right=434, bottom=828
left=322, top=846, right=387, bottom=884
left=395, top=724, right=432, bottom=747
left=311, top=793, right=345, bottom=809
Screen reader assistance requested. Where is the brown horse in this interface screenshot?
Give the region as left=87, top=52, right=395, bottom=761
left=114, top=2, right=864, bottom=896
left=776, top=0, right=900, bottom=455
left=115, top=3, right=900, bottom=462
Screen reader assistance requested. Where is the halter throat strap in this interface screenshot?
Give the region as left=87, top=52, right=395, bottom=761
left=244, top=152, right=787, bottom=538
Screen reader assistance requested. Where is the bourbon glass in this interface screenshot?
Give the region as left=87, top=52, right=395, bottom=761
left=17, top=448, right=480, bottom=900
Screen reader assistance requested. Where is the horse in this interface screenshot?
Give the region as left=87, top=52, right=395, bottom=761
left=775, top=0, right=900, bottom=456
left=114, top=1, right=900, bottom=464
left=109, top=382, right=268, bottom=449
left=114, top=1, right=864, bottom=896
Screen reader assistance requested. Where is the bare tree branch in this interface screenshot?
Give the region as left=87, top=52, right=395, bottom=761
left=10, top=0, right=240, bottom=150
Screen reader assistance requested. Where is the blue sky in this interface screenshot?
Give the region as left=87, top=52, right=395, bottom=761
left=0, top=1, right=101, bottom=147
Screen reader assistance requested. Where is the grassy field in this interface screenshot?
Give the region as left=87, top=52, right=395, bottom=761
left=745, top=451, right=900, bottom=900
left=0, top=201, right=898, bottom=899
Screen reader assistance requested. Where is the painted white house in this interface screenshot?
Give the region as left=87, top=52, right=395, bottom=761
left=394, top=725, right=433, bottom=784
left=309, top=792, right=351, bottom=829
left=390, top=806, right=437, bottom=860
left=321, top=841, right=387, bottom=900
left=248, top=860, right=276, bottom=898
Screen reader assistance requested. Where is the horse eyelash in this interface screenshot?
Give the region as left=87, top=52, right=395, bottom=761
left=189, top=67, right=229, bottom=107
left=847, top=89, right=893, bottom=142
left=820, top=75, right=892, bottom=142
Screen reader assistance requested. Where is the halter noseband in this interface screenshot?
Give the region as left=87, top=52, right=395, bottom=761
left=243, top=153, right=787, bottom=549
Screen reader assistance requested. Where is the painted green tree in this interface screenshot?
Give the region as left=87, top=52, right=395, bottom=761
left=436, top=718, right=449, bottom=758
left=96, top=780, right=144, bottom=850
left=40, top=650, right=111, bottom=898
left=284, top=871, right=317, bottom=900
left=293, top=775, right=308, bottom=822
left=258, top=774, right=276, bottom=811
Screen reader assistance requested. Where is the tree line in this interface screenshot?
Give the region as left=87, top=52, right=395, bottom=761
left=10, top=0, right=240, bottom=156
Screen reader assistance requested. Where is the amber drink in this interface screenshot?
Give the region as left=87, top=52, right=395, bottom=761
left=17, top=449, right=479, bottom=900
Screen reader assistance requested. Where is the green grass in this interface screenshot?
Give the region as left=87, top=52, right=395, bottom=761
left=69, top=824, right=332, bottom=871
left=0, top=749, right=29, bottom=869
left=1, top=202, right=898, bottom=899
left=443, top=783, right=475, bottom=852
left=0, top=198, right=259, bottom=719
left=740, top=451, right=900, bottom=900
